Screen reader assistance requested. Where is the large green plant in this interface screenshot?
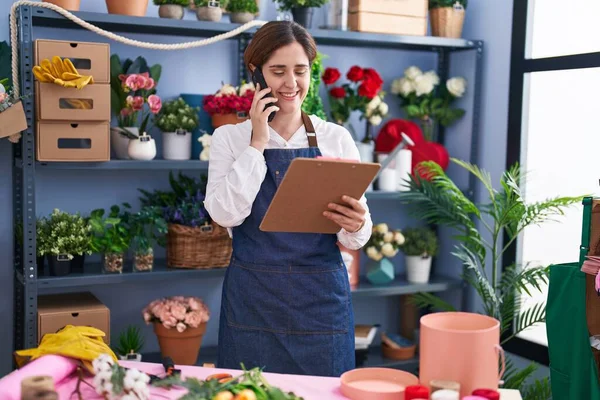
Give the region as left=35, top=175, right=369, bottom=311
left=302, top=51, right=327, bottom=120
left=226, top=0, right=258, bottom=13
left=37, top=209, right=93, bottom=258
left=155, top=97, right=200, bottom=132
left=399, top=158, right=584, bottom=399
left=89, top=205, right=131, bottom=254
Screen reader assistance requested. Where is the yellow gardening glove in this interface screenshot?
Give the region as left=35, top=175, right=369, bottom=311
left=14, top=324, right=118, bottom=374
left=32, top=56, right=94, bottom=89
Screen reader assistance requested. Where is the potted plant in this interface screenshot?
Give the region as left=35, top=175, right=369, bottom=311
left=126, top=206, right=168, bottom=272
left=105, top=0, right=149, bottom=16
left=194, top=0, right=223, bottom=22
left=203, top=82, right=254, bottom=128
left=42, top=0, right=81, bottom=11
left=153, top=0, right=189, bottom=19
left=89, top=205, right=131, bottom=274
left=36, top=209, right=93, bottom=276
left=399, top=227, right=438, bottom=284
left=142, top=296, right=210, bottom=365
left=391, top=65, right=467, bottom=142
left=114, top=325, right=145, bottom=361
left=429, top=0, right=467, bottom=38
left=226, top=0, right=258, bottom=24
left=110, top=55, right=162, bottom=159
left=273, top=0, right=330, bottom=28
left=363, top=223, right=405, bottom=285
left=154, top=97, right=200, bottom=160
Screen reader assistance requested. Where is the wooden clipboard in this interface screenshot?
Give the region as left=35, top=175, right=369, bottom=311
left=259, top=158, right=381, bottom=234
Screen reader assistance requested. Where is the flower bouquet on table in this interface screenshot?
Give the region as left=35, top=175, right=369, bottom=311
left=92, top=353, right=151, bottom=400
left=142, top=296, right=210, bottom=366
left=363, top=223, right=405, bottom=285
left=203, top=81, right=255, bottom=128
left=391, top=65, right=466, bottom=142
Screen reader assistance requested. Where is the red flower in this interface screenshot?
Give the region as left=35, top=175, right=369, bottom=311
left=322, top=68, right=341, bottom=85
left=363, top=68, right=383, bottom=89
left=329, top=87, right=346, bottom=99
left=202, top=92, right=254, bottom=116
left=347, top=66, right=364, bottom=82
left=358, top=79, right=380, bottom=99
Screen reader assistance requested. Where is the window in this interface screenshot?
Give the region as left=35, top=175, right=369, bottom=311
left=505, top=0, right=600, bottom=364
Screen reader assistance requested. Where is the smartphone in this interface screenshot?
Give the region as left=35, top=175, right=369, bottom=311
left=252, top=67, right=277, bottom=122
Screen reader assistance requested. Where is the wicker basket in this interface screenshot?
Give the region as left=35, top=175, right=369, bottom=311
left=166, top=222, right=232, bottom=269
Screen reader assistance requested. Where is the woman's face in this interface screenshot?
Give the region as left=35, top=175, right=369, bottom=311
left=262, top=42, right=311, bottom=116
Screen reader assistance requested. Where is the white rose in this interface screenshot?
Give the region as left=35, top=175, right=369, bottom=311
left=383, top=232, right=394, bottom=243
left=378, top=102, right=389, bottom=115
left=372, top=251, right=383, bottom=261
left=381, top=243, right=396, bottom=258
left=414, top=74, right=436, bottom=96
left=446, top=77, right=467, bottom=97
left=369, top=115, right=382, bottom=126
left=366, top=246, right=378, bottom=260
left=424, top=70, right=440, bottom=86
left=376, top=223, right=389, bottom=234
left=394, top=232, right=405, bottom=245
left=239, top=82, right=255, bottom=95
left=217, top=84, right=237, bottom=97
left=390, top=78, right=403, bottom=95
left=365, top=96, right=381, bottom=115
left=404, top=66, right=422, bottom=80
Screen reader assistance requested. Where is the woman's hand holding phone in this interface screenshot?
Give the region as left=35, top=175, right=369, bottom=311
left=250, top=83, right=279, bottom=152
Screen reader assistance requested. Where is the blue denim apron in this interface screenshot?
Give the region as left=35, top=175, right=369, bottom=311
left=217, top=113, right=356, bottom=377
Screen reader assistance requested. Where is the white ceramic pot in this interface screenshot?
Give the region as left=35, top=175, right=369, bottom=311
left=197, top=5, right=222, bottom=21
left=405, top=255, right=432, bottom=284
left=162, top=130, right=192, bottom=160
left=128, top=132, right=156, bottom=160
left=118, top=352, right=142, bottom=362
left=158, top=4, right=184, bottom=19
left=111, top=127, right=138, bottom=160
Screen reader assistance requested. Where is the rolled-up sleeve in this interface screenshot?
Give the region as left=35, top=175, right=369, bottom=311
left=204, top=127, right=267, bottom=228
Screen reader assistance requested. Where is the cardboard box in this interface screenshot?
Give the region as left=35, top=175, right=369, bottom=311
left=0, top=101, right=28, bottom=139
left=35, top=82, right=110, bottom=122
left=38, top=292, right=110, bottom=344
left=35, top=39, right=110, bottom=84
left=348, top=12, right=427, bottom=36
left=349, top=0, right=427, bottom=17
left=37, top=121, right=110, bottom=162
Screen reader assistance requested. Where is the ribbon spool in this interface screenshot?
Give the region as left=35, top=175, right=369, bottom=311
left=405, top=385, right=430, bottom=400
left=21, top=375, right=56, bottom=400
left=430, top=379, right=461, bottom=393
left=472, top=388, right=501, bottom=400
left=431, top=389, right=460, bottom=400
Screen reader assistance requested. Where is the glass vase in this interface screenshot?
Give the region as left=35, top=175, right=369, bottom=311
left=103, top=252, right=124, bottom=274
left=420, top=118, right=435, bottom=142
left=134, top=247, right=154, bottom=272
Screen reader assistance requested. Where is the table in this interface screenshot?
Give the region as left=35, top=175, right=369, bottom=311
left=0, top=355, right=522, bottom=399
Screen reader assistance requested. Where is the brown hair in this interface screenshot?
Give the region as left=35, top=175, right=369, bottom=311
left=244, top=21, right=317, bottom=71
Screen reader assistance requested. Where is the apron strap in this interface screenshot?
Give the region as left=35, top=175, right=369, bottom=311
left=301, top=112, right=318, bottom=148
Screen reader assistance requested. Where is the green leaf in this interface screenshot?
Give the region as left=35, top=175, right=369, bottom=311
left=405, top=104, right=421, bottom=118
left=515, top=302, right=546, bottom=335
left=149, top=63, right=162, bottom=83
left=408, top=293, right=456, bottom=312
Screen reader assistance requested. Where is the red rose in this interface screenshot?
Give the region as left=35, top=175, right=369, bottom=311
left=363, top=68, right=383, bottom=89
left=322, top=67, right=341, bottom=85
left=347, top=66, right=364, bottom=82
left=329, top=87, right=346, bottom=99
left=358, top=79, right=380, bottom=99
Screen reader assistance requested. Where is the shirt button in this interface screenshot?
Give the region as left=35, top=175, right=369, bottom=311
left=275, top=171, right=280, bottom=175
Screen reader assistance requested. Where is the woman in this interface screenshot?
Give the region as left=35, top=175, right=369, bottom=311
left=204, top=20, right=373, bottom=377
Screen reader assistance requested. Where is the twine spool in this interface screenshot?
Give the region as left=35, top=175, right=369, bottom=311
left=405, top=385, right=430, bottom=400
left=431, top=389, right=460, bottom=400
left=21, top=375, right=55, bottom=400
left=472, top=389, right=501, bottom=400
left=22, top=391, right=58, bottom=400
left=430, top=379, right=460, bottom=393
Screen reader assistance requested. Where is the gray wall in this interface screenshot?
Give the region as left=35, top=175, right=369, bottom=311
left=0, top=0, right=548, bottom=381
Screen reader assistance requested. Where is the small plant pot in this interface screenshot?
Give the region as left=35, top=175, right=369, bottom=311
left=105, top=0, right=149, bottom=16
left=291, top=7, right=314, bottom=28
left=405, top=255, right=432, bottom=284
left=103, top=252, right=124, bottom=274
left=162, top=130, right=192, bottom=160
left=197, top=6, right=222, bottom=21
left=211, top=112, right=249, bottom=129
left=430, top=6, right=466, bottom=38
left=128, top=133, right=156, bottom=160
left=158, top=4, right=184, bottom=19
left=42, top=0, right=81, bottom=11
left=48, top=254, right=72, bottom=276
left=70, top=254, right=85, bottom=274
left=230, top=11, right=254, bottom=24
left=118, top=352, right=142, bottom=362
left=111, top=127, right=138, bottom=160
left=134, top=248, right=154, bottom=272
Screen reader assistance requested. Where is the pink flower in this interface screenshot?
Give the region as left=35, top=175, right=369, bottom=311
left=143, top=312, right=151, bottom=323
left=126, top=95, right=134, bottom=106
left=188, top=298, right=202, bottom=311
left=184, top=310, right=203, bottom=328
left=125, top=74, right=142, bottom=91
left=120, top=108, right=132, bottom=117
left=131, top=96, right=144, bottom=111
left=176, top=322, right=186, bottom=333
left=173, top=296, right=185, bottom=302
left=148, top=94, right=161, bottom=114
left=171, top=304, right=187, bottom=321
left=139, top=72, right=155, bottom=90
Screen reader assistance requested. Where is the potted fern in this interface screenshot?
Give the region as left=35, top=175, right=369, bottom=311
left=429, top=0, right=467, bottom=38
left=399, top=227, right=438, bottom=284
left=194, top=0, right=223, bottom=21
left=115, top=325, right=145, bottom=361
left=155, top=97, right=200, bottom=161
left=399, top=158, right=584, bottom=398
left=226, top=0, right=258, bottom=24
left=153, top=0, right=189, bottom=19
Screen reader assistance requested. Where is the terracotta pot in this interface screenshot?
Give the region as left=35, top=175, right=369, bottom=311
left=153, top=322, right=207, bottom=365
left=211, top=112, right=249, bottom=129
left=105, top=0, right=149, bottom=17
left=430, top=6, right=465, bottom=38
left=42, top=0, right=81, bottom=11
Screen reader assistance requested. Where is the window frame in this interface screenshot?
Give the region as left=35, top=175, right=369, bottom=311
left=504, top=0, right=600, bottom=365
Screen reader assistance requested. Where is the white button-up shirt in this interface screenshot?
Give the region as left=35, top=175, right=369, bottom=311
left=203, top=114, right=373, bottom=250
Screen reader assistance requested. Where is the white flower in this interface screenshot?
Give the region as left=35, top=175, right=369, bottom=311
left=381, top=243, right=397, bottom=258
left=366, top=246, right=378, bottom=259
left=404, top=66, right=422, bottom=80
left=369, top=115, right=382, bottom=126
left=366, top=95, right=381, bottom=113
left=446, top=77, right=467, bottom=97
left=376, top=223, right=388, bottom=234
left=176, top=322, right=186, bottom=333
left=217, top=84, right=237, bottom=97
left=383, top=232, right=394, bottom=243
left=121, top=395, right=137, bottom=400
left=414, top=74, right=436, bottom=96
left=239, top=82, right=255, bottom=95
left=378, top=102, right=389, bottom=115
left=423, top=70, right=440, bottom=86
left=394, top=232, right=405, bottom=245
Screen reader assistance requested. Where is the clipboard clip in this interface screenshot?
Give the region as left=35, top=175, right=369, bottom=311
left=373, top=132, right=415, bottom=180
